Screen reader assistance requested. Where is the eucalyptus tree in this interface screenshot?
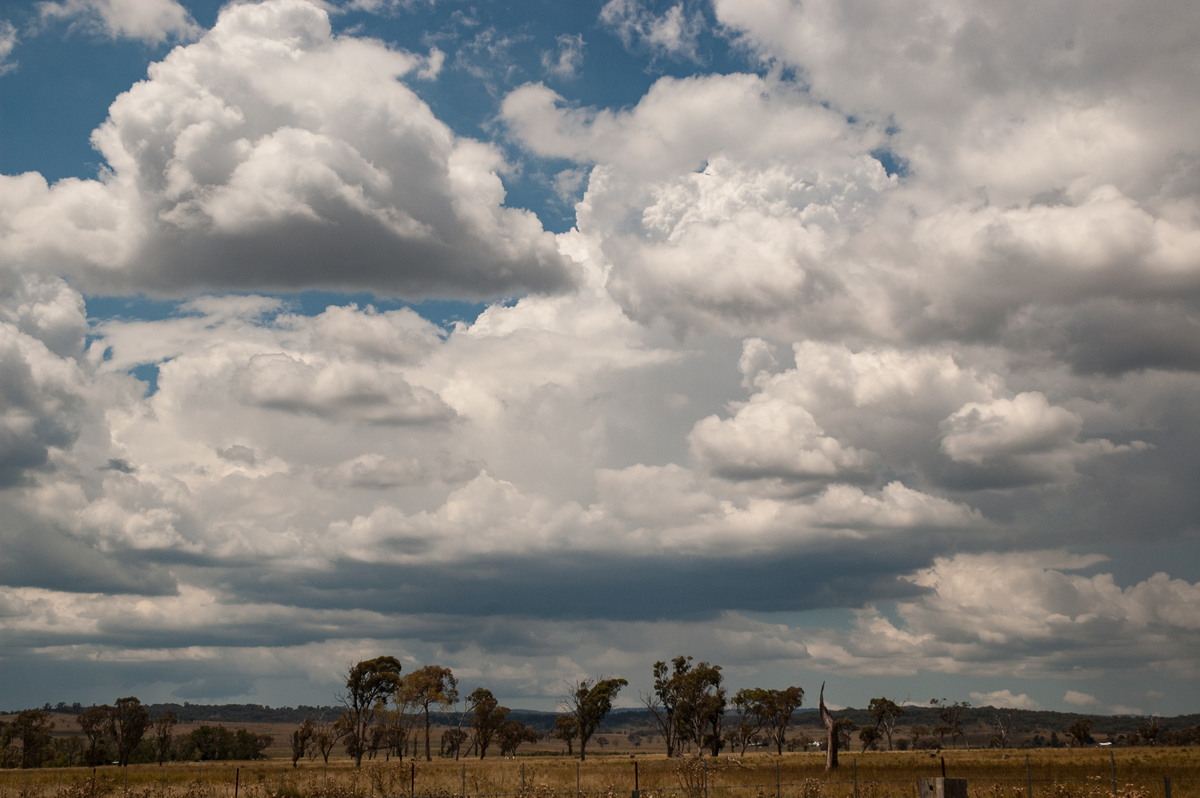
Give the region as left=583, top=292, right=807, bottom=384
left=340, top=656, right=403, bottom=767
left=674, top=662, right=725, bottom=756
left=398, top=665, right=459, bottom=761
left=110, top=697, right=150, bottom=767
left=553, top=714, right=579, bottom=755
left=153, top=710, right=177, bottom=765
left=564, top=676, right=627, bottom=761
left=868, top=697, right=904, bottom=751
left=77, top=706, right=111, bottom=767
left=468, top=687, right=508, bottom=759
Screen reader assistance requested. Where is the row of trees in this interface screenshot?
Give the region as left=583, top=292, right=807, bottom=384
left=318, top=655, right=807, bottom=768
left=642, top=656, right=805, bottom=758
left=318, top=658, right=627, bottom=768
left=0, top=697, right=272, bottom=769
left=319, top=656, right=1194, bottom=770
left=7, top=656, right=1194, bottom=770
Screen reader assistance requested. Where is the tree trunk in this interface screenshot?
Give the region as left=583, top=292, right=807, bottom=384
left=819, top=683, right=838, bottom=771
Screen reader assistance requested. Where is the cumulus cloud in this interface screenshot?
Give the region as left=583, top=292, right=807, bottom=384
left=504, top=74, right=898, bottom=337
left=713, top=0, right=1200, bottom=201
left=939, top=392, right=1147, bottom=487
left=234, top=353, right=456, bottom=425
left=970, top=689, right=1041, bottom=710
left=4, top=0, right=573, bottom=298
left=36, top=0, right=199, bottom=43
left=3, top=0, right=1200, bottom=713
left=690, top=400, right=876, bottom=485
left=804, top=552, right=1200, bottom=680
left=0, top=303, right=86, bottom=487
left=1063, top=690, right=1098, bottom=706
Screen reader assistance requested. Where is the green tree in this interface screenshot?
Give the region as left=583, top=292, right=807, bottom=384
left=497, top=719, right=539, bottom=756
left=440, top=728, right=468, bottom=758
left=674, top=662, right=724, bottom=757
left=398, top=665, right=459, bottom=762
left=109, top=697, right=150, bottom=767
left=468, top=687, right=508, bottom=759
left=553, top=714, right=579, bottom=756
left=931, top=698, right=969, bottom=749
left=1136, top=718, right=1160, bottom=746
left=858, top=725, right=882, bottom=751
left=644, top=656, right=690, bottom=757
left=77, top=705, right=111, bottom=767
left=752, top=686, right=804, bottom=755
left=340, top=656, right=403, bottom=767
left=728, top=688, right=769, bottom=755
left=564, top=677, right=628, bottom=761
left=181, top=725, right=271, bottom=760
left=1067, top=718, right=1094, bottom=748
left=291, top=718, right=316, bottom=768
left=868, top=697, right=905, bottom=751
left=12, top=710, right=55, bottom=768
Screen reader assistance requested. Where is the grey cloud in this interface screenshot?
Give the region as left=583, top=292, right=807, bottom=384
left=227, top=544, right=937, bottom=623
left=313, top=453, right=481, bottom=490
left=172, top=674, right=256, bottom=700
left=217, top=444, right=257, bottom=465
left=1031, top=299, right=1200, bottom=376
left=0, top=327, right=83, bottom=487
left=0, top=505, right=177, bottom=596
left=234, top=353, right=457, bottom=425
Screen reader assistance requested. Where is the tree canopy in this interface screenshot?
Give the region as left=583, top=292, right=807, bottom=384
left=565, top=677, right=627, bottom=761
left=340, top=656, right=403, bottom=767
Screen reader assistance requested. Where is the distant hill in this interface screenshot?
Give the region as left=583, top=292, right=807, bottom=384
left=6, top=701, right=1197, bottom=744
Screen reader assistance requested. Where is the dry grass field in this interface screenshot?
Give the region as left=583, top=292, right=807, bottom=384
left=2, top=747, right=1198, bottom=798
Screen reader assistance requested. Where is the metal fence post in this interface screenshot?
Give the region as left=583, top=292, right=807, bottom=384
left=1164, top=777, right=1172, bottom=798
left=1026, top=755, right=1033, bottom=798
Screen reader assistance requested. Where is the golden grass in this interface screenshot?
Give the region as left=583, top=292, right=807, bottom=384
left=1, top=748, right=1197, bottom=798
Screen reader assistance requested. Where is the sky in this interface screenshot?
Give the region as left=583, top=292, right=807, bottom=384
left=0, top=0, right=1198, bottom=719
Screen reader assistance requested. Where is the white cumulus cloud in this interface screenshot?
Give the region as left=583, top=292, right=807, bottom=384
left=5, top=0, right=572, bottom=299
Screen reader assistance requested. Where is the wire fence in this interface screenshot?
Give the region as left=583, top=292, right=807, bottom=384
left=2, top=755, right=1198, bottom=798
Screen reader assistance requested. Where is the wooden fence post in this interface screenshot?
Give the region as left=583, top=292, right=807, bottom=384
left=919, top=777, right=968, bottom=798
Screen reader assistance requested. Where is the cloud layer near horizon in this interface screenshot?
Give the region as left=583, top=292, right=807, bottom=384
left=1, top=0, right=1198, bottom=715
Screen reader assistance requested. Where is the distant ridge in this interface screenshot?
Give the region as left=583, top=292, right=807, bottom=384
left=6, top=701, right=1198, bottom=740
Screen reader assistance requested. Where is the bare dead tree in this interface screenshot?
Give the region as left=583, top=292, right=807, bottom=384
left=819, top=682, right=838, bottom=770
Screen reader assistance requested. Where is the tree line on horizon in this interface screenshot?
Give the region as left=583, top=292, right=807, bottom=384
left=3, top=655, right=1198, bottom=770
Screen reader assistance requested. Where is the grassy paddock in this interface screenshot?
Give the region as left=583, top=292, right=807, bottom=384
left=1, top=749, right=1197, bottom=798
